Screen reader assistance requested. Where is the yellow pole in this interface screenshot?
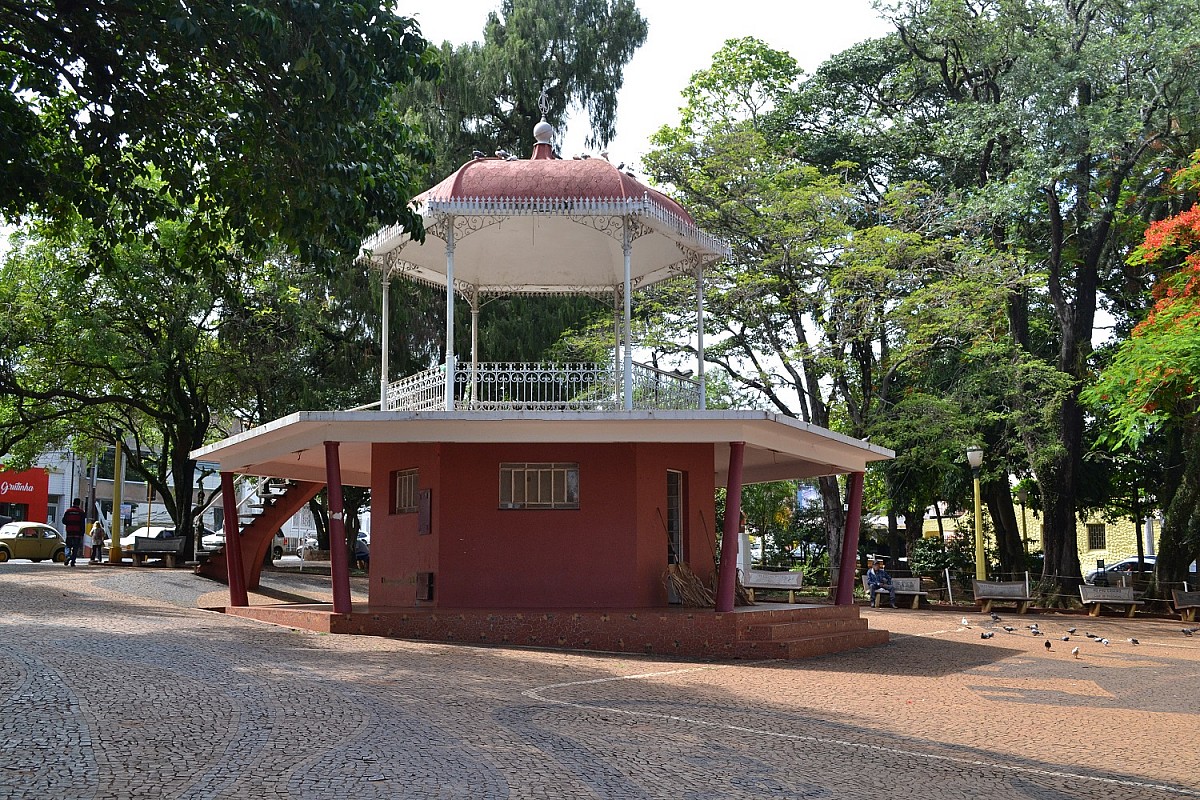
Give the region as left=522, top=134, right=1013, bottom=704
left=107, top=441, right=124, bottom=563
left=973, top=474, right=986, bottom=581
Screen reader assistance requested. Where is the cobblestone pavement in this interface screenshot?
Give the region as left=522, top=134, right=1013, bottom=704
left=2, top=563, right=1198, bottom=799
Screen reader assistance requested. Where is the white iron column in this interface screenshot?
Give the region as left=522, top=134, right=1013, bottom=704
left=612, top=289, right=621, bottom=400
left=469, top=290, right=480, bottom=405
left=444, top=218, right=456, bottom=411
left=622, top=220, right=633, bottom=411
left=380, top=270, right=390, bottom=410
left=696, top=263, right=706, bottom=411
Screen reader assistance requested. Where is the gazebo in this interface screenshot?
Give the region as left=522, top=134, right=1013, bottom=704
left=192, top=117, right=892, bottom=659
left=360, top=116, right=726, bottom=415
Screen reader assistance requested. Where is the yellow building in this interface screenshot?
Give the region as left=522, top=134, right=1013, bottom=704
left=923, top=512, right=1159, bottom=571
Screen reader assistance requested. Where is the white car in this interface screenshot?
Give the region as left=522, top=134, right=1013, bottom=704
left=201, top=529, right=287, bottom=560
left=118, top=525, right=176, bottom=552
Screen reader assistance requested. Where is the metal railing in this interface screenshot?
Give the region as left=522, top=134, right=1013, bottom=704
left=386, top=365, right=446, bottom=411
left=383, top=361, right=702, bottom=412
left=630, top=362, right=702, bottom=410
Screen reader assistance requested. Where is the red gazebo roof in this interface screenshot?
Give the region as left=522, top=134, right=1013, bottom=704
left=361, top=124, right=728, bottom=295
left=418, top=156, right=697, bottom=228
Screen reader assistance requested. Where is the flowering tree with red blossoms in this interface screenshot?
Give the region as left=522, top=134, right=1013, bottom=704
left=1086, top=154, right=1200, bottom=585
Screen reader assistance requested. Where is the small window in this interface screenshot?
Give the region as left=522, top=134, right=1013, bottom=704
left=1086, top=523, right=1106, bottom=550
left=499, top=463, right=579, bottom=509
left=391, top=469, right=419, bottom=514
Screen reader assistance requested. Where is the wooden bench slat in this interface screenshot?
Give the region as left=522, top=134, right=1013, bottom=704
left=1079, top=585, right=1144, bottom=618
left=742, top=569, right=804, bottom=604
left=860, top=575, right=927, bottom=609
left=132, top=536, right=188, bottom=568
left=972, top=580, right=1035, bottom=614
left=1172, top=590, right=1200, bottom=622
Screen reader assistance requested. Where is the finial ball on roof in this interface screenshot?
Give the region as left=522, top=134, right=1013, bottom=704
left=534, top=119, right=554, bottom=145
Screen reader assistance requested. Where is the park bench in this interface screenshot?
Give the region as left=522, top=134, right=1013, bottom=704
left=1079, top=584, right=1144, bottom=617
left=972, top=579, right=1035, bottom=614
left=1170, top=589, right=1200, bottom=622
left=742, top=569, right=804, bottom=603
left=861, top=575, right=927, bottom=609
left=131, top=536, right=189, bottom=568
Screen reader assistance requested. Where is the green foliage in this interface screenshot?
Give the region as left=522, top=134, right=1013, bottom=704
left=1, top=0, right=437, bottom=273
left=402, top=0, right=647, bottom=176
left=908, top=535, right=975, bottom=586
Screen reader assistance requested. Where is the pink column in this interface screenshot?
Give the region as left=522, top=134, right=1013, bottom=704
left=834, top=471, right=865, bottom=606
left=324, top=441, right=353, bottom=614
left=220, top=471, right=248, bottom=607
left=715, top=441, right=746, bottom=613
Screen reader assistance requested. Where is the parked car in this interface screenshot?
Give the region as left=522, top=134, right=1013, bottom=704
left=201, top=529, right=287, bottom=559
left=118, top=525, right=176, bottom=553
left=1084, top=556, right=1156, bottom=585
left=0, top=521, right=68, bottom=563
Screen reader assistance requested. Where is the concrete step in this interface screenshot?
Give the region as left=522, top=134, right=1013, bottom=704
left=741, top=617, right=871, bottom=640
left=736, top=629, right=889, bottom=659
left=738, top=603, right=862, bottom=621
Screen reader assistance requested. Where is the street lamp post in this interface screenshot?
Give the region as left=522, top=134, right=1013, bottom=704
left=967, top=446, right=986, bottom=581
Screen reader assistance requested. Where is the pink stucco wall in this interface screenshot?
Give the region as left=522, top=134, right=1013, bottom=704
left=369, top=441, right=715, bottom=608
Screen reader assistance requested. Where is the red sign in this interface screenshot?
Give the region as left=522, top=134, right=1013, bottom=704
left=0, top=467, right=50, bottom=523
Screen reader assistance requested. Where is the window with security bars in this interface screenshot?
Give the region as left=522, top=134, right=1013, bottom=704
left=1086, top=523, right=1106, bottom=550
left=391, top=469, right=419, bottom=514
left=499, top=463, right=579, bottom=509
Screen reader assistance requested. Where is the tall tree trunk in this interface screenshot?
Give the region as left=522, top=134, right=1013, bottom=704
left=983, top=478, right=1023, bottom=578
left=1158, top=417, right=1200, bottom=587
left=819, top=474, right=847, bottom=597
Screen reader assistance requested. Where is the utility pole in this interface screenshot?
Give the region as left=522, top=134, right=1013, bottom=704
left=107, top=439, right=124, bottom=564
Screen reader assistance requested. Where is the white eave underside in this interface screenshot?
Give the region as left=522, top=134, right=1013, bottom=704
left=360, top=198, right=731, bottom=294
left=191, top=410, right=893, bottom=487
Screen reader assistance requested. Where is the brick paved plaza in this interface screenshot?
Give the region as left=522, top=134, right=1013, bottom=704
left=1, top=563, right=1196, bottom=799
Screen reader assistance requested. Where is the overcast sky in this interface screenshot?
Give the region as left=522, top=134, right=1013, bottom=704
left=406, top=0, right=894, bottom=166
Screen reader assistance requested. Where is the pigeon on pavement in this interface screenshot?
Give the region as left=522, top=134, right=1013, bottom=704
left=1066, top=627, right=1077, bottom=634
left=1128, top=638, right=1139, bottom=645
left=981, top=632, right=994, bottom=639
left=1044, top=640, right=1052, bottom=650
left=1072, top=647, right=1080, bottom=658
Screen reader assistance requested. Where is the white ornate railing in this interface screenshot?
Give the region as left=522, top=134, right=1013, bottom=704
left=386, top=365, right=446, bottom=411
left=383, top=361, right=702, bottom=412
left=631, top=362, right=702, bottom=410
left=457, top=362, right=620, bottom=411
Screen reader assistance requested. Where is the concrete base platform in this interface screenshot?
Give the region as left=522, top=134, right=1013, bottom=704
left=217, top=602, right=889, bottom=660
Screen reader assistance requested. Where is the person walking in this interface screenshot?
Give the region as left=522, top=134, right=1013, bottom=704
left=89, top=519, right=106, bottom=564
left=62, top=498, right=87, bottom=567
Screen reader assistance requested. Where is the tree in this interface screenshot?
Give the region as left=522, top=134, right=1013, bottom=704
left=402, top=0, right=647, bottom=176
left=1, top=0, right=436, bottom=272
left=1085, top=153, right=1200, bottom=586
left=741, top=482, right=798, bottom=567
left=641, top=39, right=965, bottom=581
left=837, top=0, right=1200, bottom=589
left=0, top=219, right=230, bottom=553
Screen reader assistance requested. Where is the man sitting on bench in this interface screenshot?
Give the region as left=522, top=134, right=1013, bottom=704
left=867, top=559, right=896, bottom=608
